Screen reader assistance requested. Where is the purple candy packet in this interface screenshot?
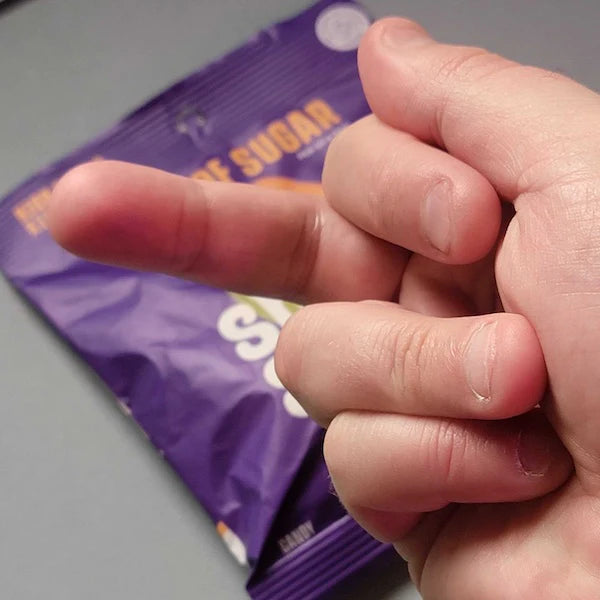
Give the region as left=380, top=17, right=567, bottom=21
left=0, top=2, right=395, bottom=598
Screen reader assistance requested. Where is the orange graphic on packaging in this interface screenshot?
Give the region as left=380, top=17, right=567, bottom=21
left=253, top=176, right=322, bottom=196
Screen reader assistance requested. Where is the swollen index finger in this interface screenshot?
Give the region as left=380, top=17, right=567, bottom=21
left=48, top=161, right=406, bottom=304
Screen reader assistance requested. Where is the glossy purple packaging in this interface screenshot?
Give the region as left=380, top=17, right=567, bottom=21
left=0, top=2, right=394, bottom=597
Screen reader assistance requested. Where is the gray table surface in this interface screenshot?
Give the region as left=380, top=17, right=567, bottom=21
left=1, top=1, right=598, bottom=599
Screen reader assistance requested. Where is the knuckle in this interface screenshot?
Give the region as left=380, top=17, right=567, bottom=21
left=366, top=318, right=432, bottom=400
left=431, top=48, right=517, bottom=145
left=433, top=47, right=504, bottom=85
left=322, top=115, right=374, bottom=200
left=168, top=179, right=211, bottom=276
left=282, top=204, right=322, bottom=302
left=424, top=420, right=468, bottom=486
left=365, top=143, right=403, bottom=233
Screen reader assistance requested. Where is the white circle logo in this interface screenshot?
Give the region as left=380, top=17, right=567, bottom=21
left=315, top=4, right=371, bottom=52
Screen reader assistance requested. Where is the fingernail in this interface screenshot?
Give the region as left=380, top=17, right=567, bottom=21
left=517, top=430, right=551, bottom=476
left=465, top=322, right=496, bottom=402
left=422, top=180, right=453, bottom=254
left=380, top=19, right=429, bottom=51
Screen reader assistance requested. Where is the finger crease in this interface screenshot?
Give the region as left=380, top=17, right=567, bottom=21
left=172, top=181, right=213, bottom=277
left=284, top=203, right=322, bottom=303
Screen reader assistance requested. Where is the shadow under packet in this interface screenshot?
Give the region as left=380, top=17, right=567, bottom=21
left=0, top=1, right=399, bottom=598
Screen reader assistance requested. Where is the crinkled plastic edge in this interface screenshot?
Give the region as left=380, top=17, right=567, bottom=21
left=0, top=0, right=370, bottom=218
left=248, top=516, right=392, bottom=600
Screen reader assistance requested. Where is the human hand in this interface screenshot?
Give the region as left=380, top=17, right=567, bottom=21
left=47, top=16, right=600, bottom=598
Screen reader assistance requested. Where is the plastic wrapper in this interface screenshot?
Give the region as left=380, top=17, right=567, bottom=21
left=0, top=2, right=395, bottom=598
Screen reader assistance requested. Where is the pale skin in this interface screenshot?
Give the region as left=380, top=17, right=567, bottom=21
left=48, top=17, right=600, bottom=599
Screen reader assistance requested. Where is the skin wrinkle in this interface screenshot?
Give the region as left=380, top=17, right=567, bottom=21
left=561, top=187, right=600, bottom=253
left=332, top=331, right=362, bottom=409
left=364, top=136, right=409, bottom=237
left=459, top=116, right=524, bottom=198
left=396, top=321, right=432, bottom=406
left=515, top=145, right=600, bottom=198
left=433, top=69, right=598, bottom=203
left=431, top=47, right=495, bottom=88
left=434, top=89, right=533, bottom=196
left=173, top=179, right=214, bottom=279
left=283, top=199, right=322, bottom=303
left=430, top=53, right=530, bottom=155
left=510, top=188, right=600, bottom=293
left=428, top=49, right=507, bottom=151
left=359, top=314, right=435, bottom=410
left=427, top=419, right=468, bottom=497
left=447, top=334, right=461, bottom=364
left=167, top=177, right=190, bottom=274
left=346, top=318, right=391, bottom=406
